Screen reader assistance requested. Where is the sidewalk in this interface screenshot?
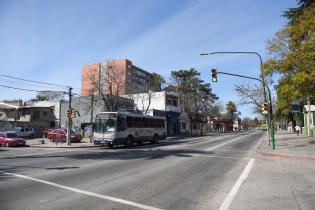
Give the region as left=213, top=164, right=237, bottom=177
left=26, top=137, right=100, bottom=148
left=230, top=130, right=315, bottom=210
left=257, top=130, right=315, bottom=160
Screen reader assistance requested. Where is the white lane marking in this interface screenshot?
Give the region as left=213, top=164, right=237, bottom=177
left=0, top=150, right=68, bottom=159
left=188, top=153, right=251, bottom=160
left=164, top=135, right=235, bottom=150
left=205, top=133, right=257, bottom=151
left=219, top=158, right=255, bottom=210
left=0, top=171, right=163, bottom=210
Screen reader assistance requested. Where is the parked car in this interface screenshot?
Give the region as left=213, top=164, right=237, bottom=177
left=47, top=129, right=82, bottom=143
left=11, top=127, right=35, bottom=139
left=0, top=132, right=26, bottom=147
left=42, top=129, right=53, bottom=138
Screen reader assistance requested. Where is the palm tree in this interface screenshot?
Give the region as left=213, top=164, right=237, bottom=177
left=226, top=101, right=237, bottom=120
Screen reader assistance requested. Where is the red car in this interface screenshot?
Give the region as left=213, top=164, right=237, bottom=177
left=47, top=129, right=82, bottom=143
left=0, top=132, right=26, bottom=147
left=42, top=129, right=53, bottom=138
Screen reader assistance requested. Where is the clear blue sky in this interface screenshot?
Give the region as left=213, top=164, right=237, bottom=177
left=0, top=0, right=297, bottom=118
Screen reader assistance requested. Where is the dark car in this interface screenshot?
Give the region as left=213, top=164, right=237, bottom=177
left=47, top=129, right=82, bottom=143
left=0, top=132, right=26, bottom=147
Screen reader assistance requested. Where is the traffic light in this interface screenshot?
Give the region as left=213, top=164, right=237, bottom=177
left=71, top=109, right=76, bottom=118
left=211, top=68, right=218, bottom=82
left=67, top=109, right=77, bottom=118
left=67, top=109, right=71, bottom=118
left=261, top=102, right=269, bottom=114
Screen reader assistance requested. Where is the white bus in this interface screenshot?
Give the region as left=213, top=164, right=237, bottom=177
left=93, top=112, right=166, bottom=148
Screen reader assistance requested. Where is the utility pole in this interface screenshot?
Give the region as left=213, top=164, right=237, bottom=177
left=90, top=93, right=94, bottom=143
left=67, top=87, right=73, bottom=146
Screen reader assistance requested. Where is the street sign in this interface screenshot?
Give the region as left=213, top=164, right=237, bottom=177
left=291, top=99, right=301, bottom=113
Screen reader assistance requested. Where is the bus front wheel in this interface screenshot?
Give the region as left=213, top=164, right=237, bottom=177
left=125, top=136, right=133, bottom=148
left=151, top=134, right=158, bottom=144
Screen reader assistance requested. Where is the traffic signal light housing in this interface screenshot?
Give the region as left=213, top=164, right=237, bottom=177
left=211, top=68, right=218, bottom=82
left=67, top=109, right=71, bottom=118
left=67, top=109, right=77, bottom=118
left=71, top=109, right=76, bottom=118
left=261, top=102, right=269, bottom=114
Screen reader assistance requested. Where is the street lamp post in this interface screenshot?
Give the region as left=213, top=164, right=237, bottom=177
left=200, top=51, right=275, bottom=149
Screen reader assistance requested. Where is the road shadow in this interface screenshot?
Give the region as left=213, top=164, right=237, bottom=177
left=0, top=167, right=18, bottom=182
left=3, top=148, right=215, bottom=162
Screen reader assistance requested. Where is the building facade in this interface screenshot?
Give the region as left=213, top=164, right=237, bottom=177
left=128, top=91, right=181, bottom=136
left=82, top=59, right=161, bottom=96
left=59, top=96, right=134, bottom=136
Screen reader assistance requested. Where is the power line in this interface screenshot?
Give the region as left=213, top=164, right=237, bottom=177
left=0, top=74, right=70, bottom=88
left=0, top=84, right=41, bottom=92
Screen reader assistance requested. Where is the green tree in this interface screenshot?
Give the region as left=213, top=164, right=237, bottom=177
left=263, top=1, right=315, bottom=120
left=167, top=68, right=218, bottom=135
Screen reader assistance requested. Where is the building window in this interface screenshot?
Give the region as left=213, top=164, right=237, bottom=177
left=33, top=111, right=40, bottom=120
left=172, top=100, right=178, bottom=106
left=182, top=123, right=186, bottom=130
left=43, top=111, right=48, bottom=117
left=21, top=109, right=30, bottom=115
left=192, top=124, right=197, bottom=130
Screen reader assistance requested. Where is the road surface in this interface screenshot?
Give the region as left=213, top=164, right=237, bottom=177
left=0, top=131, right=263, bottom=210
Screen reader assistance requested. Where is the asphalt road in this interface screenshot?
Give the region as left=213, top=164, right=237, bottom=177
left=0, top=131, right=263, bottom=210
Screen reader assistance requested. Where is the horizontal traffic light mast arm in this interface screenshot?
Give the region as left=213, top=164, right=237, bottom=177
left=217, top=71, right=264, bottom=84
left=217, top=71, right=273, bottom=119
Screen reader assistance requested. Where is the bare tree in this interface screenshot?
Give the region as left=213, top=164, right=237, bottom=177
left=82, top=61, right=133, bottom=112
left=31, top=91, right=65, bottom=102
left=235, top=82, right=265, bottom=114
left=126, top=74, right=166, bottom=114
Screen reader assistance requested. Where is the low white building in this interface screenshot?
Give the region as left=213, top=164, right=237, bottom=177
left=127, top=91, right=181, bottom=135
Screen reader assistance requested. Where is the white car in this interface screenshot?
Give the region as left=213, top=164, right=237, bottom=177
left=11, top=127, right=35, bottom=139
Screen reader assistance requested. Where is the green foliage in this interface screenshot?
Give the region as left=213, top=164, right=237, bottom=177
left=226, top=101, right=237, bottom=119
left=264, top=2, right=315, bottom=120
left=167, top=68, right=218, bottom=127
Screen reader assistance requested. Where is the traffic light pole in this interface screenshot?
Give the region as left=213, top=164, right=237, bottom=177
left=216, top=71, right=276, bottom=150
left=67, top=87, right=73, bottom=146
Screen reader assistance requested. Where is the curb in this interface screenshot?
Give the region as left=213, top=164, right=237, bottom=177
left=257, top=151, right=315, bottom=161
left=28, top=143, right=102, bottom=149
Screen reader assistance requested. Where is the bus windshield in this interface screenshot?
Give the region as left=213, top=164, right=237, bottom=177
left=94, top=118, right=116, bottom=133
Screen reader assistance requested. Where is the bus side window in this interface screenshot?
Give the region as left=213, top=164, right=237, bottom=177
left=143, top=118, right=150, bottom=128
left=158, top=119, right=164, bottom=128
left=134, top=117, right=142, bottom=128
left=150, top=119, right=156, bottom=128
left=126, top=116, right=133, bottom=128
left=117, top=116, right=126, bottom=132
